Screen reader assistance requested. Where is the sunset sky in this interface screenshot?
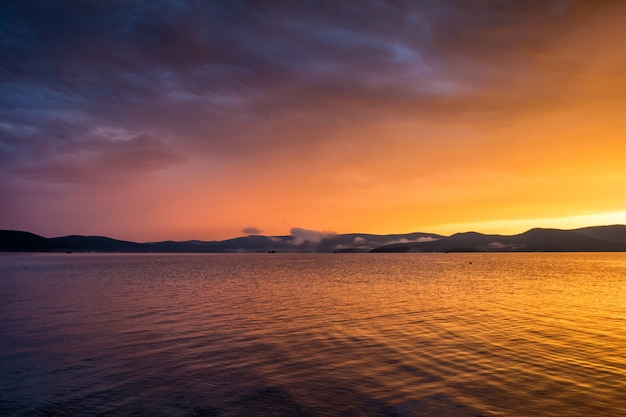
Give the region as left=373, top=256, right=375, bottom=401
left=1, top=1, right=626, bottom=242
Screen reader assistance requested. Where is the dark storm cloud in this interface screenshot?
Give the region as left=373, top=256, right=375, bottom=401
left=1, top=0, right=602, bottom=185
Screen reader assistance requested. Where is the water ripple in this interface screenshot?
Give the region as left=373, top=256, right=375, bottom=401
left=1, top=253, right=626, bottom=416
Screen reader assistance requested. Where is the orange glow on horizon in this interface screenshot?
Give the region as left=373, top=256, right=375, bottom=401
left=2, top=2, right=626, bottom=241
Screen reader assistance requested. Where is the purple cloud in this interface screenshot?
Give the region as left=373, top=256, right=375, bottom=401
left=242, top=227, right=263, bottom=235
left=2, top=0, right=600, bottom=190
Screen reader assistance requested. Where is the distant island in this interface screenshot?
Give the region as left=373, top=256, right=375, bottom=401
left=2, top=225, right=626, bottom=253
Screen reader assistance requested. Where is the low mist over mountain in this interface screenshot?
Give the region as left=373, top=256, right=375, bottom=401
left=370, top=226, right=626, bottom=253
left=2, top=225, right=626, bottom=253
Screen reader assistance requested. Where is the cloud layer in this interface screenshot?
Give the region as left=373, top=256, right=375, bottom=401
left=2, top=1, right=626, bottom=240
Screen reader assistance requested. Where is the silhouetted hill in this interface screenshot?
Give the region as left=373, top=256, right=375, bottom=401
left=217, top=235, right=293, bottom=252
left=0, top=230, right=64, bottom=252
left=371, top=231, right=507, bottom=252
left=142, top=240, right=222, bottom=253
left=371, top=226, right=626, bottom=252
left=2, top=225, right=625, bottom=253
left=570, top=225, right=626, bottom=245
left=506, top=228, right=626, bottom=251
left=51, top=235, right=144, bottom=252
left=317, top=232, right=442, bottom=252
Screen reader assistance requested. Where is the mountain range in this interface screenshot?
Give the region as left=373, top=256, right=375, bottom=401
left=2, top=225, right=626, bottom=253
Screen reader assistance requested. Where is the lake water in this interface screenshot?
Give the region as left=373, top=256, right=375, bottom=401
left=1, top=253, right=625, bottom=417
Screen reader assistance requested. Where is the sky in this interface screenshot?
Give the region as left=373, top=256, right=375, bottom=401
left=1, top=0, right=626, bottom=242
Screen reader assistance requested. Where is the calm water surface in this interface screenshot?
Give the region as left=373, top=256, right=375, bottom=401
left=1, top=253, right=625, bottom=416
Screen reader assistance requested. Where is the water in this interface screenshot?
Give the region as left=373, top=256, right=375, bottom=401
left=1, top=253, right=625, bottom=416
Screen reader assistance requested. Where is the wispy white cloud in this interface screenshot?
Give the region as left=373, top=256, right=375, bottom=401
left=290, top=227, right=337, bottom=245
left=382, top=236, right=439, bottom=246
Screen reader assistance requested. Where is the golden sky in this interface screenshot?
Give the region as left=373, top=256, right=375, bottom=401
left=1, top=1, right=625, bottom=241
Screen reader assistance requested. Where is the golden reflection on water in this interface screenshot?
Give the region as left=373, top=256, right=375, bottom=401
left=1, top=252, right=626, bottom=416
left=205, top=253, right=626, bottom=416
